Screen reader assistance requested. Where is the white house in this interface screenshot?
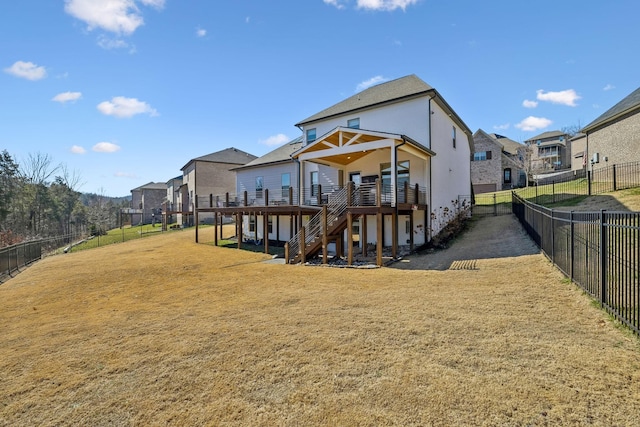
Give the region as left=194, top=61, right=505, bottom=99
left=197, top=74, right=473, bottom=266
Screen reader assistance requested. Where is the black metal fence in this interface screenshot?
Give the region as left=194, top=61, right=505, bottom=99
left=1, top=240, right=43, bottom=283
left=472, top=193, right=513, bottom=217
left=513, top=193, right=640, bottom=335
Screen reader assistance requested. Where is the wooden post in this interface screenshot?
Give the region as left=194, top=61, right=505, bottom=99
left=300, top=227, right=306, bottom=264
left=322, top=205, right=328, bottom=264
left=289, top=186, right=294, bottom=205
left=244, top=191, right=248, bottom=207
left=347, top=212, right=353, bottom=265
left=265, top=189, right=269, bottom=206
left=225, top=192, right=230, bottom=207
left=403, top=181, right=409, bottom=204
left=317, top=184, right=322, bottom=206
left=209, top=193, right=213, bottom=207
left=409, top=212, right=414, bottom=251
left=376, top=212, right=383, bottom=266
left=414, top=183, right=419, bottom=204
left=285, top=242, right=290, bottom=264
left=347, top=181, right=353, bottom=207
left=376, top=179, right=381, bottom=207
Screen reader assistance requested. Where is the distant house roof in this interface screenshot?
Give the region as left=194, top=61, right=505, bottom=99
left=233, top=136, right=303, bottom=171
left=131, top=182, right=166, bottom=192
left=181, top=147, right=257, bottom=171
left=488, top=133, right=524, bottom=156
left=582, top=86, right=640, bottom=133
left=524, top=130, right=566, bottom=143
left=295, top=74, right=472, bottom=137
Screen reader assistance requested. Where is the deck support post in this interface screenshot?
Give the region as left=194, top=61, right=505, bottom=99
left=362, top=215, right=368, bottom=257
left=236, top=213, right=242, bottom=249
left=392, top=211, right=397, bottom=259
left=263, top=213, right=269, bottom=254
left=214, top=212, right=218, bottom=246
left=322, top=205, right=328, bottom=264
left=300, top=227, right=306, bottom=264
left=376, top=212, right=383, bottom=267
left=347, top=212, right=353, bottom=265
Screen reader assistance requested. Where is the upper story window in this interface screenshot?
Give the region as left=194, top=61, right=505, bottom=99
left=281, top=173, right=290, bottom=198
left=347, top=118, right=360, bottom=129
left=310, top=171, right=319, bottom=197
left=306, top=128, right=316, bottom=143
left=452, top=126, right=457, bottom=149
left=473, top=151, right=492, bottom=161
left=256, top=176, right=263, bottom=198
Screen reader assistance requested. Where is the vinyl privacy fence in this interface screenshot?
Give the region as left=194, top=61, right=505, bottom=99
left=513, top=193, right=640, bottom=335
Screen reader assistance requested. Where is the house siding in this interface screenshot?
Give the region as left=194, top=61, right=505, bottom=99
left=471, top=133, right=503, bottom=193
left=587, top=111, right=640, bottom=168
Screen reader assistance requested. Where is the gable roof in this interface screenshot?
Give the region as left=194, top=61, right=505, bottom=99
left=489, top=133, right=524, bottom=156
left=131, top=182, right=166, bottom=192
left=524, top=130, right=566, bottom=143
left=233, top=136, right=304, bottom=170
left=295, top=75, right=433, bottom=127
left=181, top=147, right=257, bottom=171
left=582, top=86, right=640, bottom=133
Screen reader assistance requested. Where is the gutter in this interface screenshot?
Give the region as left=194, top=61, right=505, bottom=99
left=428, top=96, right=433, bottom=242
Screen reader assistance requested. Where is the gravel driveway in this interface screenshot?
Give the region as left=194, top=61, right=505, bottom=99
left=391, top=214, right=540, bottom=270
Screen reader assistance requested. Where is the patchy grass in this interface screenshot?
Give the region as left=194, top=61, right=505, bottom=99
left=1, top=229, right=640, bottom=425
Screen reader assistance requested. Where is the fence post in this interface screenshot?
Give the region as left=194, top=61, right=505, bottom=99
left=535, top=182, right=539, bottom=204
left=569, top=210, right=574, bottom=282
left=587, top=170, right=592, bottom=195
left=493, top=193, right=497, bottom=216
left=612, top=164, right=617, bottom=191
left=599, top=209, right=607, bottom=306
left=551, top=209, right=555, bottom=263
left=552, top=181, right=555, bottom=204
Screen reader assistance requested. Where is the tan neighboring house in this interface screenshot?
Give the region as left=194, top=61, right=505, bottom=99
left=570, top=133, right=587, bottom=171
left=524, top=130, right=571, bottom=172
left=581, top=86, right=640, bottom=168
left=164, top=175, right=183, bottom=224
left=130, top=182, right=167, bottom=225
left=471, top=129, right=526, bottom=194
left=178, top=147, right=257, bottom=225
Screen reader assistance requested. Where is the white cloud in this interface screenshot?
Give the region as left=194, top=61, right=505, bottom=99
left=324, top=0, right=418, bottom=10
left=603, top=84, right=615, bottom=91
left=493, top=123, right=510, bottom=131
left=4, top=61, right=47, bottom=80
left=356, top=75, right=388, bottom=92
left=97, top=96, right=158, bottom=118
left=52, top=91, right=83, bottom=103
left=324, top=0, right=347, bottom=9
left=536, top=89, right=581, bottom=107
left=70, top=145, right=86, bottom=154
left=114, top=171, right=138, bottom=178
left=515, top=116, right=552, bottom=132
left=260, top=133, right=290, bottom=147
left=97, top=35, right=130, bottom=50
left=64, top=0, right=165, bottom=35
left=356, top=0, right=419, bottom=11
left=245, top=16, right=251, bottom=23
left=522, top=99, right=538, bottom=108
left=196, top=28, right=207, bottom=37
left=93, top=142, right=121, bottom=153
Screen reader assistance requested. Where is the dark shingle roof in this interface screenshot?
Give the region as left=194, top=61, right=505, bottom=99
left=489, top=133, right=524, bottom=156
left=234, top=136, right=303, bottom=170
left=295, top=75, right=433, bottom=126
left=582, top=87, right=640, bottom=132
left=181, top=147, right=257, bottom=170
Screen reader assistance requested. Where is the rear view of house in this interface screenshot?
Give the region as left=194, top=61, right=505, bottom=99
left=471, top=130, right=526, bottom=193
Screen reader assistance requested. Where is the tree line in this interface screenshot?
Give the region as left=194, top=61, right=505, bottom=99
left=0, top=150, right=129, bottom=248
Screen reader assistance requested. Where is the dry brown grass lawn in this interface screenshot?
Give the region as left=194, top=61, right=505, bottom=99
left=1, top=228, right=640, bottom=426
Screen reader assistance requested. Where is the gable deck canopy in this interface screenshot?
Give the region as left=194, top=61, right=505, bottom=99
left=291, top=126, right=436, bottom=166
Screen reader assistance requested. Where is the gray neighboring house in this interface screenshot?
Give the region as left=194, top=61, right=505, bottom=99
left=581, top=86, right=640, bottom=168
left=165, top=175, right=183, bottom=224
left=179, top=147, right=257, bottom=224
left=524, top=130, right=571, bottom=172
left=471, top=129, right=526, bottom=194
left=570, top=133, right=587, bottom=171
left=130, top=182, right=167, bottom=225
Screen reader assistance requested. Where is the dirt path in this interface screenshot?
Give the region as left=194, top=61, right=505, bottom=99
left=391, top=214, right=540, bottom=270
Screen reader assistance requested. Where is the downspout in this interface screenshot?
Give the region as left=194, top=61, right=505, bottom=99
left=427, top=96, right=433, bottom=241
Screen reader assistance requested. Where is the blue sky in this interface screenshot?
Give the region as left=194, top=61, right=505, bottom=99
left=1, top=0, right=638, bottom=197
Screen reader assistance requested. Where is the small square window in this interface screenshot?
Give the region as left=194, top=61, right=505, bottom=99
left=347, top=118, right=360, bottom=129
left=306, top=128, right=316, bottom=143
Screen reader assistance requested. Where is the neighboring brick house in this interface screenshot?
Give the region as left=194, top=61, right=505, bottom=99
left=471, top=129, right=526, bottom=194
left=570, top=133, right=587, bottom=171
left=524, top=130, right=571, bottom=172
left=179, top=147, right=257, bottom=224
left=164, top=175, right=183, bottom=224
left=130, top=182, right=166, bottom=225
left=581, top=86, right=640, bottom=168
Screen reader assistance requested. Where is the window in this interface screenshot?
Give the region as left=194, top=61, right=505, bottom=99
left=349, top=171, right=361, bottom=187
left=381, top=160, right=410, bottom=189
left=452, top=126, right=457, bottom=149
left=306, top=128, right=316, bottom=143
left=281, top=173, right=290, bottom=198
left=504, top=168, right=512, bottom=184
left=347, top=118, right=360, bottom=129
left=255, top=176, right=263, bottom=198
left=249, top=215, right=256, bottom=232
left=473, top=151, right=492, bottom=161
left=310, top=171, right=318, bottom=197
